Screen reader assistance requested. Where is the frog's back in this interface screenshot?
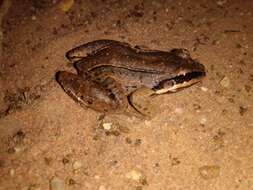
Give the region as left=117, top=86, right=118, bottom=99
left=75, top=43, right=173, bottom=74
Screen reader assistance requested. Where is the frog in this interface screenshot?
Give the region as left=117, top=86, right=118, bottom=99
left=56, top=39, right=206, bottom=114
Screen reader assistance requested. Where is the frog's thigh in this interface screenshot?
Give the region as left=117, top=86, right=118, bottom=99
left=57, top=71, right=127, bottom=113
left=99, top=76, right=128, bottom=112
left=66, top=39, right=129, bottom=62
left=129, top=87, right=158, bottom=117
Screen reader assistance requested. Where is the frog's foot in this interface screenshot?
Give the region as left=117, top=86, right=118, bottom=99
left=56, top=71, right=128, bottom=113
left=128, top=87, right=159, bottom=118
left=66, top=39, right=130, bottom=62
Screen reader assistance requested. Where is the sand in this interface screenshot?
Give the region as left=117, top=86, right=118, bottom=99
left=0, top=0, right=252, bottom=190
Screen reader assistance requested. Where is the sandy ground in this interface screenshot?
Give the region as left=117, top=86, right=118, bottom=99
left=0, top=0, right=252, bottom=190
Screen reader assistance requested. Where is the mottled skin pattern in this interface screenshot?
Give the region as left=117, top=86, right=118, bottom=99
left=56, top=39, right=205, bottom=114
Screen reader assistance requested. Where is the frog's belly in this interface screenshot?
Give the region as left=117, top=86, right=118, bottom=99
left=88, top=66, right=166, bottom=95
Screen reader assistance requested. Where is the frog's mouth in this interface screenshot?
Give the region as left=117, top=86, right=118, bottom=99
left=153, top=71, right=205, bottom=94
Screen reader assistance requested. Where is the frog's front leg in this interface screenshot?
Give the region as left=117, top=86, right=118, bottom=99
left=129, top=87, right=159, bottom=117
left=56, top=71, right=128, bottom=113
left=66, top=39, right=130, bottom=62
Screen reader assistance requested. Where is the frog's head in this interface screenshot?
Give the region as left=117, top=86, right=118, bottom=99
left=153, top=49, right=206, bottom=94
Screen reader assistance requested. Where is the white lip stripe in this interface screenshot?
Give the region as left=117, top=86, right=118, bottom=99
left=154, top=79, right=200, bottom=94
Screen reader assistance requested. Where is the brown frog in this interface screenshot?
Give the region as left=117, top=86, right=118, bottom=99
left=56, top=39, right=205, bottom=114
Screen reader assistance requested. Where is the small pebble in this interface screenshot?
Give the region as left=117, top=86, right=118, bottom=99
left=103, top=123, right=112, bottom=130
left=94, top=175, right=100, bottom=179
left=126, top=170, right=143, bottom=181
left=31, top=15, right=36, bottom=20
left=73, top=161, right=82, bottom=170
left=174, top=107, right=183, bottom=114
left=50, top=177, right=65, bottom=190
left=199, top=165, right=220, bottom=179
left=98, top=185, right=106, bottom=190
left=199, top=117, right=207, bottom=125
left=10, top=169, right=15, bottom=177
left=220, top=76, right=230, bottom=88
left=200, top=86, right=208, bottom=92
left=14, top=145, right=25, bottom=153
left=144, top=120, right=151, bottom=126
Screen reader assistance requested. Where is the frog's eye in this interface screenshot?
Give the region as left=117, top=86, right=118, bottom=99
left=173, top=71, right=204, bottom=84
left=161, top=79, right=176, bottom=87
left=152, top=79, right=175, bottom=91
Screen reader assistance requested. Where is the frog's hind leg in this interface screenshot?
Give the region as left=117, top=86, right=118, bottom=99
left=56, top=71, right=128, bottom=113
left=98, top=76, right=146, bottom=117
left=98, top=76, right=129, bottom=112
left=66, top=39, right=131, bottom=62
